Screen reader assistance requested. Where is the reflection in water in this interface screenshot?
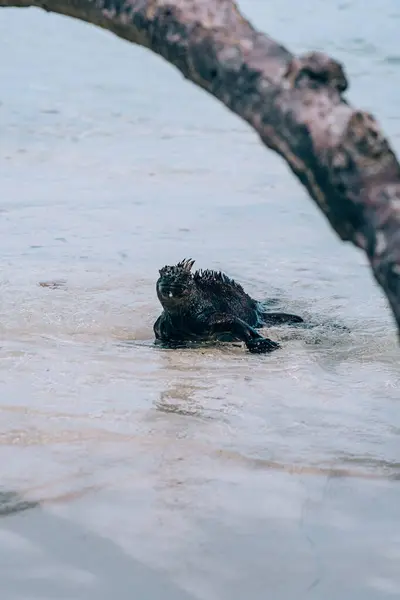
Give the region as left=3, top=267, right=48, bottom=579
left=0, top=490, right=38, bottom=517
left=156, top=382, right=215, bottom=420
left=0, top=490, right=195, bottom=600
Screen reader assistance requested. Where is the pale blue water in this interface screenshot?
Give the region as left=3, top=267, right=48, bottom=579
left=0, top=2, right=399, bottom=599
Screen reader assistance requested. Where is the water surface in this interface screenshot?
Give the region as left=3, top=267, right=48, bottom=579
left=1, top=1, right=400, bottom=598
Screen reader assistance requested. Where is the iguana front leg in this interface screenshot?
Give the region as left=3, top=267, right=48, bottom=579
left=208, top=313, right=280, bottom=354
left=153, top=312, right=184, bottom=342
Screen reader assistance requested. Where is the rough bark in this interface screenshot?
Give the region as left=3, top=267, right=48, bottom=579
left=2, top=0, right=400, bottom=335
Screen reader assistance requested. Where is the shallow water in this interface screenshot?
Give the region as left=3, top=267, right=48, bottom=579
left=1, top=1, right=400, bottom=598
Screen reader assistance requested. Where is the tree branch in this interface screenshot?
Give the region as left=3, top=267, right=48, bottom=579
left=2, top=0, right=400, bottom=335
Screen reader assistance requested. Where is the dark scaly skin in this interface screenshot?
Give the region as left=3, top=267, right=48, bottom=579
left=153, top=259, right=304, bottom=354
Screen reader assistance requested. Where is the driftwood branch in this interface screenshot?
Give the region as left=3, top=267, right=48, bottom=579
left=2, top=0, right=400, bottom=335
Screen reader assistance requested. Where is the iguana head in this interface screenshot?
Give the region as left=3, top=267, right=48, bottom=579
left=156, top=258, right=196, bottom=310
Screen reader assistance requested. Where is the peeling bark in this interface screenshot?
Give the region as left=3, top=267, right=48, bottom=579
left=1, top=0, right=400, bottom=335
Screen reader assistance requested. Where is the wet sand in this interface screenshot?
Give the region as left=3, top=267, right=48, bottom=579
left=1, top=1, right=400, bottom=598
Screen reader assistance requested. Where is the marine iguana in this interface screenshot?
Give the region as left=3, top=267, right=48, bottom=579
left=153, top=259, right=304, bottom=354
